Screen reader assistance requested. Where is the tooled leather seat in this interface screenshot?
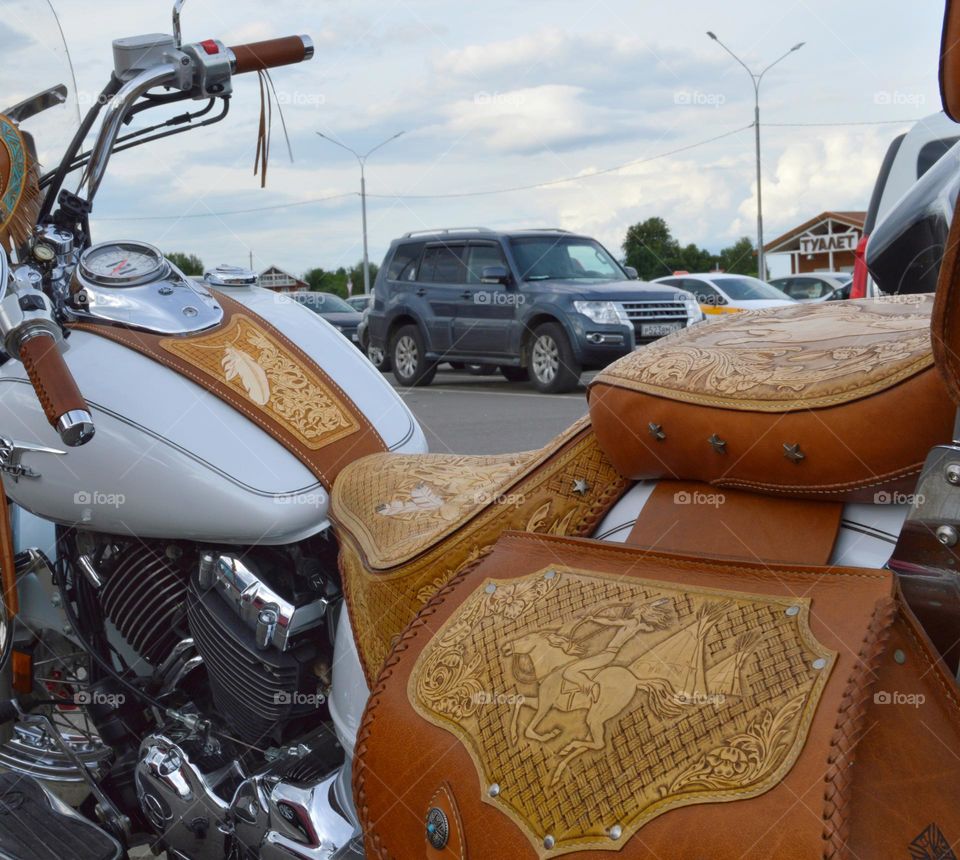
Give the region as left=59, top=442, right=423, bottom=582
left=330, top=418, right=631, bottom=682
left=589, top=295, right=953, bottom=501
left=332, top=296, right=953, bottom=681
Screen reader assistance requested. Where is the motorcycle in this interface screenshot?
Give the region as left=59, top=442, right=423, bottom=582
left=1, top=1, right=960, bottom=859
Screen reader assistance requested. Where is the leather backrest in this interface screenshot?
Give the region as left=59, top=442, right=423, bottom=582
left=587, top=298, right=954, bottom=501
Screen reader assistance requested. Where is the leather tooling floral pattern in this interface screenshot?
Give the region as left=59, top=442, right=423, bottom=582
left=409, top=567, right=834, bottom=857
left=594, top=296, right=934, bottom=411
left=161, top=314, right=358, bottom=449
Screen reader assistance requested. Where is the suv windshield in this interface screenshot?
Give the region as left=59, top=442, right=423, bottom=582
left=714, top=277, right=791, bottom=301
left=509, top=237, right=624, bottom=281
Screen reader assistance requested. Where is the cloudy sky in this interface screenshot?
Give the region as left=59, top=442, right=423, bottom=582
left=2, top=0, right=949, bottom=278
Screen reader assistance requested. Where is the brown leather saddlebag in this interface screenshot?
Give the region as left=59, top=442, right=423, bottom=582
left=588, top=296, right=954, bottom=502
left=354, top=532, right=960, bottom=859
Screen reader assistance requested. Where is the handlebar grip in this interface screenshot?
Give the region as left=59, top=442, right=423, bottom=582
left=19, top=333, right=94, bottom=447
left=229, top=35, right=314, bottom=74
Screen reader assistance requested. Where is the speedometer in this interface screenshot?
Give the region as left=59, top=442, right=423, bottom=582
left=78, top=241, right=167, bottom=287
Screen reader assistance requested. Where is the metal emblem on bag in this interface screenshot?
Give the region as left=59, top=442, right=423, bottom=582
left=425, top=806, right=449, bottom=850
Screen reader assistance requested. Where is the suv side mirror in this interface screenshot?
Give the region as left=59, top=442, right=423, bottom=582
left=623, top=266, right=639, bottom=280
left=481, top=265, right=510, bottom=285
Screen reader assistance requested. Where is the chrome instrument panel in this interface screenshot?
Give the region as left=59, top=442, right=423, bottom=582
left=69, top=241, right=223, bottom=335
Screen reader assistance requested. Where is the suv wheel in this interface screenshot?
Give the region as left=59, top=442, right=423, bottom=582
left=500, top=366, right=529, bottom=382
left=368, top=344, right=391, bottom=372
left=528, top=323, right=580, bottom=393
left=391, top=325, right=436, bottom=387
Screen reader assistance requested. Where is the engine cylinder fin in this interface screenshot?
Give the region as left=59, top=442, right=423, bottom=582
left=99, top=545, right=189, bottom=666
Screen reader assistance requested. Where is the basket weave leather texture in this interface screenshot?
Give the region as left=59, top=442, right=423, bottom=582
left=332, top=421, right=630, bottom=683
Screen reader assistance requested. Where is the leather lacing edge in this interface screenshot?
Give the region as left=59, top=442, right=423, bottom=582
left=352, top=554, right=488, bottom=860
left=821, top=595, right=897, bottom=860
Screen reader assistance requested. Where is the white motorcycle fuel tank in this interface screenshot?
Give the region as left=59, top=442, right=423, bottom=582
left=0, top=283, right=426, bottom=544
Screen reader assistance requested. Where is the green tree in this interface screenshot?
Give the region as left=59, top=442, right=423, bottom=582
left=622, top=217, right=680, bottom=281
left=166, top=252, right=204, bottom=275
left=303, top=267, right=329, bottom=291
left=716, top=237, right=757, bottom=276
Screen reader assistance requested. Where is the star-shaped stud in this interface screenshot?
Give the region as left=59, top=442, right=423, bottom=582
left=648, top=422, right=666, bottom=441
left=783, top=443, right=805, bottom=463
left=572, top=478, right=590, bottom=496
left=708, top=434, right=727, bottom=454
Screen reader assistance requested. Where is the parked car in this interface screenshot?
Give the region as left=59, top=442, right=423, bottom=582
left=289, top=291, right=362, bottom=345
left=367, top=228, right=703, bottom=393
left=653, top=273, right=794, bottom=317
left=768, top=272, right=851, bottom=302
left=357, top=305, right=390, bottom=371
left=853, top=110, right=960, bottom=298
left=346, top=294, right=373, bottom=312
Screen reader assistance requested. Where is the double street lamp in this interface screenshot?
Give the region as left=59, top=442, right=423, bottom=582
left=316, top=130, right=405, bottom=295
left=707, top=32, right=804, bottom=281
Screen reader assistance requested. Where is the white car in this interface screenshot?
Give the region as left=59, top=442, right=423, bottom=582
left=768, top=272, right=851, bottom=302
left=653, top=273, right=794, bottom=317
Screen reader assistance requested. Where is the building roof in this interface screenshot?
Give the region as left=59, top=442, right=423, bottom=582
left=763, top=211, right=866, bottom=253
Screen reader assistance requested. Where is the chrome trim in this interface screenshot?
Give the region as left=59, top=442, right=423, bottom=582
left=203, top=264, right=257, bottom=287
left=57, top=410, right=96, bottom=447
left=300, top=34, right=315, bottom=62
left=86, top=63, right=179, bottom=201
left=71, top=245, right=224, bottom=335
left=199, top=553, right=328, bottom=651
left=2, top=85, right=68, bottom=124
left=0, top=434, right=65, bottom=482
left=172, top=0, right=187, bottom=47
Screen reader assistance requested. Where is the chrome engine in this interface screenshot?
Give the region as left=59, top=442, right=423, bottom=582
left=66, top=533, right=358, bottom=858
left=135, top=731, right=361, bottom=859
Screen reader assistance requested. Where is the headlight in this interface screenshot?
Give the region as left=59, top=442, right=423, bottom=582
left=573, top=301, right=629, bottom=325
left=683, top=298, right=704, bottom=322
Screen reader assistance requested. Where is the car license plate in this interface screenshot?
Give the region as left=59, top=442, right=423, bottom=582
left=641, top=322, right=683, bottom=337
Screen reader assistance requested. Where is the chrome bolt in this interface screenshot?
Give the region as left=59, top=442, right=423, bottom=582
left=894, top=649, right=906, bottom=665
left=936, top=525, right=959, bottom=547
left=485, top=583, right=497, bottom=594
left=544, top=570, right=556, bottom=580
left=812, top=658, right=827, bottom=670
left=785, top=605, right=800, bottom=617
left=608, top=824, right=623, bottom=841
left=543, top=835, right=555, bottom=850
left=947, top=463, right=960, bottom=485
left=488, top=783, right=500, bottom=797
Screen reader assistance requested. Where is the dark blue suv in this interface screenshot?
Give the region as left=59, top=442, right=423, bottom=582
left=367, top=228, right=703, bottom=392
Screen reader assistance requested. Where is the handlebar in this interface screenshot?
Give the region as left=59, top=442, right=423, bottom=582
left=19, top=333, right=94, bottom=448
left=228, top=35, right=314, bottom=75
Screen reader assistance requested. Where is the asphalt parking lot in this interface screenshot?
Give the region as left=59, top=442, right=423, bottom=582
left=392, top=369, right=595, bottom=454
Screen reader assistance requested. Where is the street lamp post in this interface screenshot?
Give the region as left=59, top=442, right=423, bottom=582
left=316, top=131, right=405, bottom=295
left=707, top=32, right=804, bottom=281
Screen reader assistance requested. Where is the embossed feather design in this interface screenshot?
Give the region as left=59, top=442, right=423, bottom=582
left=222, top=346, right=270, bottom=406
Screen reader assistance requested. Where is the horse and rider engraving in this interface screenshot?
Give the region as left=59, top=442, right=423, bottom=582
left=501, top=595, right=738, bottom=784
